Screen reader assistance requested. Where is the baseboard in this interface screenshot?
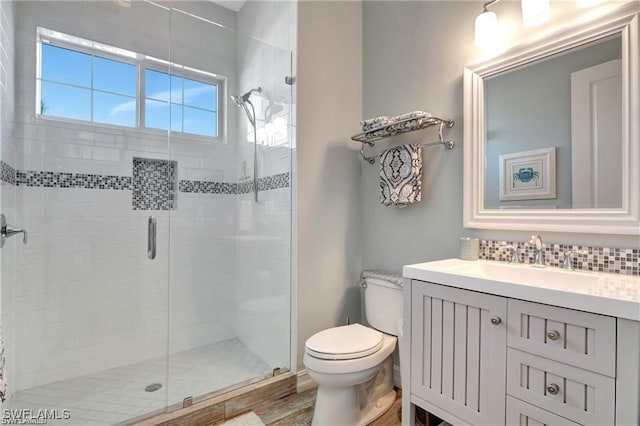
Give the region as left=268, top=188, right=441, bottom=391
left=394, top=364, right=402, bottom=389
left=296, top=369, right=317, bottom=393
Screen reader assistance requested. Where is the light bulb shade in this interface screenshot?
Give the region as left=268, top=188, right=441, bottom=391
left=475, top=11, right=499, bottom=48
left=521, top=0, right=551, bottom=27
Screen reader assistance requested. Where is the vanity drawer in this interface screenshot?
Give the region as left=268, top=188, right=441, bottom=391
left=507, top=348, right=615, bottom=426
left=507, top=299, right=616, bottom=377
left=506, top=396, right=582, bottom=426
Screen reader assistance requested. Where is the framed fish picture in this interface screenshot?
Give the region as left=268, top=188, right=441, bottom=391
left=499, top=147, right=556, bottom=201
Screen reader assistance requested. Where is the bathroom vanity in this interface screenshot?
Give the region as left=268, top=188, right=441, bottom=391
left=401, top=259, right=640, bottom=426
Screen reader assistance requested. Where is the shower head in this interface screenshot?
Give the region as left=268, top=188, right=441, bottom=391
left=231, top=87, right=262, bottom=126
left=231, top=95, right=244, bottom=107
left=231, top=87, right=262, bottom=107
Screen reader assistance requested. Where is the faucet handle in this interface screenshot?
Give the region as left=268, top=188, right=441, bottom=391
left=529, top=234, right=543, bottom=250
left=562, top=249, right=588, bottom=270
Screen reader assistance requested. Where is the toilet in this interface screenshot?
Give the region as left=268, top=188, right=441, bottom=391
left=303, top=271, right=403, bottom=426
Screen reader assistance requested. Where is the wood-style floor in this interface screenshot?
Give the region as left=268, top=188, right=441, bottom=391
left=251, top=388, right=402, bottom=426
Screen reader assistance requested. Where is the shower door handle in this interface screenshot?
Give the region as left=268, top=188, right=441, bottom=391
left=147, top=216, right=157, bottom=260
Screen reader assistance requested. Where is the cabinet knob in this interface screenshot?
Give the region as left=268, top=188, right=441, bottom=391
left=547, top=330, right=560, bottom=341
left=490, top=316, right=502, bottom=325
left=547, top=383, right=560, bottom=395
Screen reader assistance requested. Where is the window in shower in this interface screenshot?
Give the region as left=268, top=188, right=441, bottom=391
left=36, top=27, right=225, bottom=140
left=144, top=69, right=219, bottom=138
left=38, top=43, right=138, bottom=127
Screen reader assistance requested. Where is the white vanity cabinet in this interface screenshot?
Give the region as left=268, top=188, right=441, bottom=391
left=410, top=282, right=507, bottom=426
left=402, top=262, right=640, bottom=426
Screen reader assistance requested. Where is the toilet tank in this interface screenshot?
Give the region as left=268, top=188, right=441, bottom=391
left=363, top=273, right=403, bottom=336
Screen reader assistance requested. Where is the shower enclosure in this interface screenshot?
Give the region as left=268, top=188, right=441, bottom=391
left=0, top=1, right=294, bottom=424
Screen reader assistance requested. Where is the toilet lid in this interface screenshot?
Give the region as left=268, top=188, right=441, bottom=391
left=305, top=323, right=383, bottom=360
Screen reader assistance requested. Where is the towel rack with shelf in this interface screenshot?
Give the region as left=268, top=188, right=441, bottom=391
left=351, top=115, right=455, bottom=164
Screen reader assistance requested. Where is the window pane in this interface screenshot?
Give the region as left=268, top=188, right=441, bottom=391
left=145, top=69, right=170, bottom=102
left=93, top=92, right=136, bottom=127
left=170, top=104, right=182, bottom=133
left=183, top=78, right=217, bottom=111
left=183, top=106, right=216, bottom=137
left=40, top=81, right=91, bottom=121
left=41, top=44, right=91, bottom=87
left=145, top=99, right=169, bottom=130
left=170, top=75, right=183, bottom=104
left=94, top=56, right=137, bottom=96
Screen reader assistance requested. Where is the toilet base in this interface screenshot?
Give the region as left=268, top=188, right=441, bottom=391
left=358, top=389, right=396, bottom=426
left=310, top=356, right=396, bottom=426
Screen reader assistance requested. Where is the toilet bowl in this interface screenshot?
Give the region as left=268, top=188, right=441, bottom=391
left=303, top=271, right=403, bottom=426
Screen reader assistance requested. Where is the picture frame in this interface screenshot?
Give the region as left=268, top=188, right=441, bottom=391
left=499, top=147, right=556, bottom=201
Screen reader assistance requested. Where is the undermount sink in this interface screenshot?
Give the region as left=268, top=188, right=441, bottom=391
left=441, top=260, right=603, bottom=288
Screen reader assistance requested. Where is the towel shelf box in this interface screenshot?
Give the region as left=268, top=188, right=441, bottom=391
left=351, top=115, right=454, bottom=164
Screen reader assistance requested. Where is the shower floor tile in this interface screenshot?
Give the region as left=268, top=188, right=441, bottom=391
left=4, top=338, right=272, bottom=425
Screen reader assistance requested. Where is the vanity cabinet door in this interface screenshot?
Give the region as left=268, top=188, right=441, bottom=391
left=411, top=281, right=507, bottom=426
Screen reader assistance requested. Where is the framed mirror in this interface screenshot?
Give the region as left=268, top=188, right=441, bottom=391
left=463, top=4, right=639, bottom=235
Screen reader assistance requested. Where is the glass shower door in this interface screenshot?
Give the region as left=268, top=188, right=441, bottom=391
left=165, top=1, right=294, bottom=408
left=1, top=1, right=174, bottom=424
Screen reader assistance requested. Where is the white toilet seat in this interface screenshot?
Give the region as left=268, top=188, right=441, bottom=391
left=305, top=323, right=383, bottom=360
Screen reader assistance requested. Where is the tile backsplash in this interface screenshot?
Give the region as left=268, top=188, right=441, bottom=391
left=479, top=239, right=640, bottom=276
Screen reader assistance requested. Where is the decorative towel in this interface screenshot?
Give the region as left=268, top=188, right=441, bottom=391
left=362, top=270, right=403, bottom=287
left=394, top=110, right=431, bottom=121
left=360, top=115, right=394, bottom=131
left=380, top=144, right=423, bottom=207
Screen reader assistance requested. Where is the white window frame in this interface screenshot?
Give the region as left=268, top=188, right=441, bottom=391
left=35, top=27, right=226, bottom=142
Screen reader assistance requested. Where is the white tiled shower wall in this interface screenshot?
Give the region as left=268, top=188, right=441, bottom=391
left=10, top=1, right=243, bottom=391
left=0, top=0, right=17, bottom=401
left=232, top=1, right=295, bottom=369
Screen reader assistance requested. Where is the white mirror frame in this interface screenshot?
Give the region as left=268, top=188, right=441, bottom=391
left=464, top=4, right=640, bottom=235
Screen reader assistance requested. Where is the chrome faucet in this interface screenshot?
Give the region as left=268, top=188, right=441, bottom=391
left=529, top=235, right=545, bottom=267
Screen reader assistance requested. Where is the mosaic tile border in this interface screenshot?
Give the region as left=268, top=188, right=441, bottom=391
left=479, top=239, right=640, bottom=276
left=8, top=164, right=289, bottom=195
left=237, top=172, right=290, bottom=194
left=0, top=161, right=16, bottom=185
left=181, top=172, right=290, bottom=195
left=16, top=170, right=131, bottom=190
left=179, top=180, right=237, bottom=195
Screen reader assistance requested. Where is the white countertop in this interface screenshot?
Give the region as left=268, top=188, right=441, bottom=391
left=403, top=259, right=640, bottom=321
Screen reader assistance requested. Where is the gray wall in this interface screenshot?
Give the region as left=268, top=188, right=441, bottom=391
left=296, top=0, right=363, bottom=369
left=361, top=1, right=640, bottom=276
left=484, top=37, right=621, bottom=209
left=362, top=1, right=474, bottom=272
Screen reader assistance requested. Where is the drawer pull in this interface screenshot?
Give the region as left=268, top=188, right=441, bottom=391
left=490, top=316, right=502, bottom=325
left=546, top=383, right=560, bottom=395
left=547, top=330, right=560, bottom=341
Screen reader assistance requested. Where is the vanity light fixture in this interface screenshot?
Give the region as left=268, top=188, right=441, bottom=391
left=475, top=0, right=501, bottom=48
left=521, top=0, right=551, bottom=27
left=475, top=0, right=553, bottom=48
